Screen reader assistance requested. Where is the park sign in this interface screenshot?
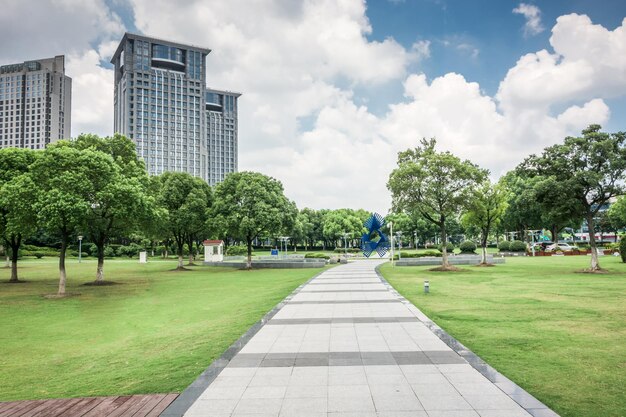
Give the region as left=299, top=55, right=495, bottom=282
left=361, top=213, right=391, bottom=257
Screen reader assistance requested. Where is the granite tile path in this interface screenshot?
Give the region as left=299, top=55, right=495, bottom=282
left=168, top=260, right=559, bottom=417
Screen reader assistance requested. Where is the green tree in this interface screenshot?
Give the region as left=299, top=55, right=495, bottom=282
left=212, top=172, right=295, bottom=269
left=521, top=125, right=626, bottom=271
left=153, top=172, right=212, bottom=270
left=0, top=148, right=39, bottom=282
left=499, top=171, right=543, bottom=239
left=388, top=138, right=487, bottom=269
left=322, top=209, right=364, bottom=249
left=31, top=143, right=118, bottom=295
left=70, top=134, right=154, bottom=283
left=608, top=196, right=626, bottom=230
left=462, top=181, right=508, bottom=264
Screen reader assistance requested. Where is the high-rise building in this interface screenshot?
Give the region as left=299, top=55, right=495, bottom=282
left=0, top=55, right=71, bottom=149
left=205, top=88, right=240, bottom=185
left=111, top=33, right=240, bottom=184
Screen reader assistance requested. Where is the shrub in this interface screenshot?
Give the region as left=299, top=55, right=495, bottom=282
left=305, top=252, right=330, bottom=259
left=437, top=242, right=455, bottom=253
left=620, top=239, right=626, bottom=263
left=34, top=252, right=45, bottom=259
left=84, top=242, right=98, bottom=256
left=577, top=243, right=591, bottom=250
left=227, top=245, right=249, bottom=256
left=459, top=241, right=477, bottom=254
left=498, top=241, right=511, bottom=251
left=509, top=240, right=527, bottom=252
left=103, top=246, right=116, bottom=258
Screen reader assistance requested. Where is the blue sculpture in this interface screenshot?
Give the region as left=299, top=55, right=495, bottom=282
left=361, top=213, right=391, bottom=257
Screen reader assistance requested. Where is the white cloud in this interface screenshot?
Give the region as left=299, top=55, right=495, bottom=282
left=497, top=14, right=626, bottom=114
left=2, top=2, right=623, bottom=214
left=513, top=3, right=544, bottom=37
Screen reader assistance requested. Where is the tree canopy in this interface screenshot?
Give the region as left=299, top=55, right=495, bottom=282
left=212, top=172, right=294, bottom=269
left=388, top=138, right=487, bottom=269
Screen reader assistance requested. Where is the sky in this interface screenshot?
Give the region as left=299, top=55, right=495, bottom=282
left=1, top=0, right=625, bottom=214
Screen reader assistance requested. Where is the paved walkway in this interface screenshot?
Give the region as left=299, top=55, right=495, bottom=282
left=174, top=260, right=558, bottom=417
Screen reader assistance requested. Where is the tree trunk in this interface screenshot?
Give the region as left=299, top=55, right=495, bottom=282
left=4, top=254, right=9, bottom=268
left=480, top=230, right=488, bottom=265
left=177, top=242, right=184, bottom=269
left=246, top=237, right=253, bottom=270
left=9, top=235, right=20, bottom=282
left=58, top=234, right=68, bottom=296
left=94, top=241, right=105, bottom=283
left=440, top=224, right=449, bottom=268
left=587, top=214, right=601, bottom=271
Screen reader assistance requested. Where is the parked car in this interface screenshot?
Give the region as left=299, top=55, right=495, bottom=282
left=547, top=243, right=576, bottom=252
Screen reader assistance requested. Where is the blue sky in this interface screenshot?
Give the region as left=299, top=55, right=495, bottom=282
left=1, top=0, right=625, bottom=212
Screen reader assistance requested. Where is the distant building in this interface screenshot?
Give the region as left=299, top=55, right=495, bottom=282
left=110, top=33, right=240, bottom=184
left=0, top=55, right=71, bottom=149
left=205, top=88, right=240, bottom=185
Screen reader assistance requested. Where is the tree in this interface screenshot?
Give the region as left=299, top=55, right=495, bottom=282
left=0, top=148, right=39, bottom=282
left=31, top=143, right=118, bottom=295
left=462, top=181, right=508, bottom=265
left=322, top=209, right=364, bottom=249
left=521, top=125, right=626, bottom=271
left=608, top=196, right=626, bottom=230
left=499, top=171, right=543, bottom=239
left=153, top=172, right=212, bottom=270
left=212, top=172, right=295, bottom=269
left=70, top=134, right=154, bottom=283
left=388, top=138, right=487, bottom=270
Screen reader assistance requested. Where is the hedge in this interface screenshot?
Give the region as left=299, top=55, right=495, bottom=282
left=459, top=241, right=477, bottom=254
left=498, top=241, right=510, bottom=251
left=509, top=240, right=527, bottom=252
left=305, top=252, right=330, bottom=259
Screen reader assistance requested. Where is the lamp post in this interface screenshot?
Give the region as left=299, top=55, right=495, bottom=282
left=342, top=232, right=350, bottom=258
left=389, top=221, right=394, bottom=266
left=395, top=231, right=403, bottom=260
left=78, top=235, right=83, bottom=263
left=414, top=231, right=418, bottom=250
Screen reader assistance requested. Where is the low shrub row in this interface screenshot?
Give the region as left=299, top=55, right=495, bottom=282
left=304, top=252, right=330, bottom=260
left=498, top=240, right=527, bottom=252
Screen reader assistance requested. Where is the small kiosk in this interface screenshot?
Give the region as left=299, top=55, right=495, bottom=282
left=203, top=240, right=224, bottom=262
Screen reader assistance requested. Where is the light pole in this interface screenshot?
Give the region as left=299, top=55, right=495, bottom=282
left=395, top=231, right=403, bottom=260
left=342, top=232, right=350, bottom=258
left=414, top=231, right=418, bottom=250
left=78, top=235, right=83, bottom=263
left=389, top=221, right=394, bottom=266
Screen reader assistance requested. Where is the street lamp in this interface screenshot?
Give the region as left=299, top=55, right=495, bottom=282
left=78, top=235, right=83, bottom=263
left=395, top=231, right=403, bottom=260
left=414, top=231, right=418, bottom=250
left=389, top=221, right=394, bottom=266
left=342, top=232, right=350, bottom=258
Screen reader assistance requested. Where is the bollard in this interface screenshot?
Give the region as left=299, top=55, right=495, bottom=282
left=424, top=280, right=430, bottom=294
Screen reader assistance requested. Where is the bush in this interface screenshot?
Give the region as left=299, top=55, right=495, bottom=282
left=498, top=241, right=511, bottom=251
left=34, top=252, right=45, bottom=259
left=84, top=242, right=98, bottom=256
left=437, top=242, right=455, bottom=253
left=620, top=239, right=626, bottom=263
left=459, top=241, right=477, bottom=254
left=226, top=245, right=249, bottom=256
left=509, top=240, right=527, bottom=252
left=577, top=243, right=591, bottom=250
left=305, top=252, right=330, bottom=259
left=103, top=246, right=116, bottom=258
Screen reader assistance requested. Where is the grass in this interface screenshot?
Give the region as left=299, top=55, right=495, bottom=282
left=0, top=258, right=323, bottom=401
left=379, top=255, right=626, bottom=417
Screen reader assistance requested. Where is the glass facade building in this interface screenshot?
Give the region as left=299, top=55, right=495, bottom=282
left=111, top=33, right=240, bottom=185
left=0, top=55, right=71, bottom=149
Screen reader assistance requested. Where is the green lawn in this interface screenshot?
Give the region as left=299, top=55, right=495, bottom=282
left=379, top=255, right=626, bottom=417
left=0, top=258, right=322, bottom=401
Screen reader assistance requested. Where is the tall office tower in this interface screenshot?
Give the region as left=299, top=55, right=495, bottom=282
left=0, top=55, right=71, bottom=149
left=205, top=88, right=240, bottom=185
left=111, top=33, right=240, bottom=184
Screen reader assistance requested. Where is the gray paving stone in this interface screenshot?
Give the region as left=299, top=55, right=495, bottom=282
left=178, top=261, right=560, bottom=417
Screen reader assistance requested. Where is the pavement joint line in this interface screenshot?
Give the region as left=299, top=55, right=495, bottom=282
left=159, top=267, right=329, bottom=417
left=373, top=263, right=561, bottom=417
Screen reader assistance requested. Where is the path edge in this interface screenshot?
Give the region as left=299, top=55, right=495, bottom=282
left=159, top=267, right=329, bottom=417
left=374, top=263, right=561, bottom=417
